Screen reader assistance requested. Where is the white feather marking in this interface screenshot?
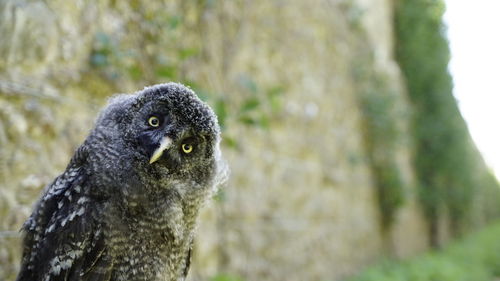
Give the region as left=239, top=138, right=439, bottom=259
left=77, top=197, right=88, bottom=204
left=69, top=211, right=77, bottom=221
left=47, top=223, right=56, bottom=233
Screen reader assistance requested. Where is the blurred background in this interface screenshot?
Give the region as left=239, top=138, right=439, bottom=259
left=1, top=0, right=500, bottom=281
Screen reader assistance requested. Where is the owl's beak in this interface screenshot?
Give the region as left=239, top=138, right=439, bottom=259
left=149, top=136, right=173, bottom=164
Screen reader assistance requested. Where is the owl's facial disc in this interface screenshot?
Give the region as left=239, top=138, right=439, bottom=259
left=149, top=136, right=173, bottom=164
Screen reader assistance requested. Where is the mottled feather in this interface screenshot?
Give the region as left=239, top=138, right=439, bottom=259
left=16, top=83, right=226, bottom=281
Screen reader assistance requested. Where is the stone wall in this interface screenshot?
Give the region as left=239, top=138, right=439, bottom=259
left=0, top=0, right=460, bottom=280
left=188, top=1, right=429, bottom=280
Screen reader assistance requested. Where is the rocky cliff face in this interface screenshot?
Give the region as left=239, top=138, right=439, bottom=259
left=0, top=1, right=495, bottom=281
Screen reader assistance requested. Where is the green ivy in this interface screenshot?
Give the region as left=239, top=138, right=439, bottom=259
left=394, top=0, right=500, bottom=244
left=346, top=222, right=500, bottom=281
left=211, top=273, right=245, bottom=281
left=354, top=66, right=406, bottom=230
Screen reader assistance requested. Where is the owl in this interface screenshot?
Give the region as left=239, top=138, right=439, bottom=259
left=16, top=83, right=226, bottom=281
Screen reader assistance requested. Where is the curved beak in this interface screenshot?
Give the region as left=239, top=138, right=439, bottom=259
left=149, top=136, right=173, bottom=164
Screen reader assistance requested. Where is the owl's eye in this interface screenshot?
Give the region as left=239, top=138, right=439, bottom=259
left=181, top=143, right=193, bottom=154
left=148, top=116, right=160, bottom=127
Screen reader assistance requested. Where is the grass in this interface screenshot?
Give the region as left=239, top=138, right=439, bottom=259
left=346, top=222, right=500, bottom=281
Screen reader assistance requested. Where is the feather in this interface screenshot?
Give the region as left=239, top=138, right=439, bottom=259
left=16, top=83, right=224, bottom=281
left=17, top=148, right=113, bottom=281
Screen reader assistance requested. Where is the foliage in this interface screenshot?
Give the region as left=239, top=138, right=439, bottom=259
left=394, top=0, right=500, bottom=242
left=87, top=4, right=286, bottom=141
left=353, top=57, right=406, bottom=230
left=207, top=75, right=285, bottom=131
left=211, top=273, right=245, bottom=281
left=346, top=221, right=500, bottom=281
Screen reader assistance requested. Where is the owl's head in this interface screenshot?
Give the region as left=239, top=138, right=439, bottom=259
left=89, top=83, right=225, bottom=192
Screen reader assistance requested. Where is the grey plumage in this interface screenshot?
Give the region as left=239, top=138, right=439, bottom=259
left=16, top=83, right=226, bottom=281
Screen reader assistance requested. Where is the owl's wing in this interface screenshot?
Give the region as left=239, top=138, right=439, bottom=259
left=182, top=242, right=193, bottom=279
left=17, top=147, right=113, bottom=281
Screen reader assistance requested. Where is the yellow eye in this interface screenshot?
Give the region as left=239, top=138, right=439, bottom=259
left=148, top=116, right=160, bottom=127
left=182, top=143, right=193, bottom=154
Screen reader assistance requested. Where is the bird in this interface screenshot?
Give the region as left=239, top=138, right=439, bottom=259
left=16, top=83, right=227, bottom=281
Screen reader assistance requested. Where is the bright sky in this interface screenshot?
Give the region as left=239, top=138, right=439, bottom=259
left=443, top=1, right=500, bottom=179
